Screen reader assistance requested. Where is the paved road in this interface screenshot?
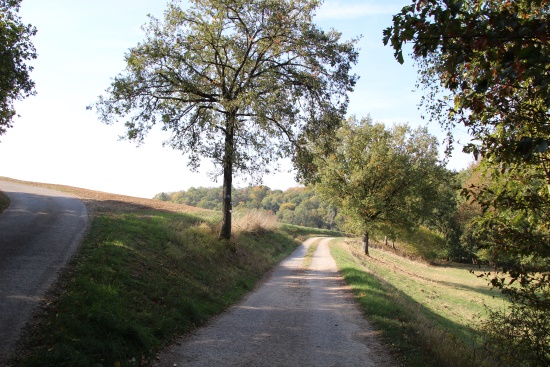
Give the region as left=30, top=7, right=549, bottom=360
left=157, top=237, right=396, bottom=367
left=0, top=180, right=88, bottom=365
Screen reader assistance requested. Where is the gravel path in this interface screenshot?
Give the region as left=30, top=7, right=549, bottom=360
left=156, top=237, right=397, bottom=367
left=0, top=180, right=88, bottom=365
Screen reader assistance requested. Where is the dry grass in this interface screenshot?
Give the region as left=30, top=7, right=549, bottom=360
left=232, top=209, right=279, bottom=234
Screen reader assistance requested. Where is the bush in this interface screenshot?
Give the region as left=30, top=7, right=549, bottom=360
left=232, top=209, right=279, bottom=234
left=480, top=302, right=550, bottom=367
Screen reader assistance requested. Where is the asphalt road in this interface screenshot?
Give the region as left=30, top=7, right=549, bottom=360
left=157, top=237, right=397, bottom=367
left=0, top=180, right=88, bottom=365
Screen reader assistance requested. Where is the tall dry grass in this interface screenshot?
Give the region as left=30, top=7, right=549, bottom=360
left=232, top=209, right=279, bottom=234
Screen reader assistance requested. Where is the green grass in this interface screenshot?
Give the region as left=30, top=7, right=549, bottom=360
left=302, top=240, right=319, bottom=268
left=0, top=190, right=10, bottom=213
left=330, top=238, right=509, bottom=367
left=11, top=208, right=329, bottom=367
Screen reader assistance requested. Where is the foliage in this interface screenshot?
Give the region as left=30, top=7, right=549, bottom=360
left=466, top=162, right=550, bottom=306
left=384, top=2, right=550, bottom=360
left=383, top=0, right=550, bottom=165
left=91, top=0, right=359, bottom=239
left=311, top=116, right=448, bottom=245
left=0, top=0, right=37, bottom=137
left=480, top=301, right=550, bottom=367
left=445, top=162, right=484, bottom=263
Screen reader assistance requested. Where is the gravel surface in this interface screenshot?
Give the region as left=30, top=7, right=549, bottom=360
left=0, top=180, right=88, bottom=365
left=156, top=237, right=397, bottom=367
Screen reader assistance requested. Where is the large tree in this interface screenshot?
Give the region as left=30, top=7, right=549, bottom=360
left=312, top=116, right=446, bottom=254
left=0, top=0, right=37, bottom=138
left=92, top=0, right=358, bottom=240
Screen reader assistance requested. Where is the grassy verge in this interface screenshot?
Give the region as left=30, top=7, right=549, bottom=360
left=7, top=180, right=333, bottom=367
left=0, top=190, right=10, bottom=213
left=330, top=238, right=509, bottom=367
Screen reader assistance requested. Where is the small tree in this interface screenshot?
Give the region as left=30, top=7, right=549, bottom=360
left=92, top=0, right=359, bottom=240
left=0, top=0, right=37, bottom=138
left=312, top=116, right=446, bottom=254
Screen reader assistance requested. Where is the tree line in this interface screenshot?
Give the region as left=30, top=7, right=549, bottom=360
left=154, top=185, right=338, bottom=230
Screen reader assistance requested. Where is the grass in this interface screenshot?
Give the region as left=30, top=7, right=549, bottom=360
left=232, top=208, right=279, bottom=234
left=6, top=178, right=336, bottom=367
left=0, top=190, right=10, bottom=213
left=302, top=240, right=319, bottom=268
left=330, top=238, right=509, bottom=367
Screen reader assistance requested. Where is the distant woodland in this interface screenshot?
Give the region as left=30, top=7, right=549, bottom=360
left=154, top=186, right=338, bottom=230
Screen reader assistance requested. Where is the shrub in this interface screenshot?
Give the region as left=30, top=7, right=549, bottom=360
left=232, top=209, right=279, bottom=234
left=480, top=301, right=550, bottom=367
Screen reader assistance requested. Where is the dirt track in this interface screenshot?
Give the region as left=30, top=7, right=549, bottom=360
left=156, top=237, right=397, bottom=367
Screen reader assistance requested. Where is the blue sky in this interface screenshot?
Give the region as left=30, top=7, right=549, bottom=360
left=0, top=0, right=473, bottom=198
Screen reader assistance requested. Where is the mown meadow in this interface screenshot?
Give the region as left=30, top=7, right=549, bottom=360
left=331, top=237, right=509, bottom=367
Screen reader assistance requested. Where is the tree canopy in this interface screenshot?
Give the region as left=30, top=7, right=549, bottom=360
left=312, top=116, right=447, bottom=253
left=383, top=0, right=550, bottom=169
left=384, top=2, right=550, bottom=363
left=0, top=0, right=37, bottom=138
left=92, top=0, right=359, bottom=239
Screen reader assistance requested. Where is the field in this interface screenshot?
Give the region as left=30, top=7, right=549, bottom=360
left=331, top=238, right=509, bottom=367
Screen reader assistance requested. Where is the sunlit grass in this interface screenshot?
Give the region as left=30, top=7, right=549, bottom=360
left=232, top=208, right=279, bottom=234
left=331, top=238, right=509, bottom=367
left=302, top=240, right=319, bottom=268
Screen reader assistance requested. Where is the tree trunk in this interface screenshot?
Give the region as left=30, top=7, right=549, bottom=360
left=363, top=232, right=369, bottom=255
left=219, top=116, right=235, bottom=241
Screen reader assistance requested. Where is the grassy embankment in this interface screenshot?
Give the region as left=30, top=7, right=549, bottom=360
left=3, top=178, right=341, bottom=367
left=331, top=238, right=508, bottom=367
left=0, top=190, right=10, bottom=213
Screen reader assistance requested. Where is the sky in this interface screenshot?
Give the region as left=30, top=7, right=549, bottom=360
left=0, top=0, right=474, bottom=198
